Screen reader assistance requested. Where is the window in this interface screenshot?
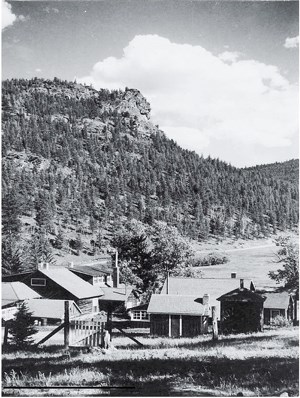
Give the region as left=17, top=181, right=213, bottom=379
left=271, top=310, right=281, bottom=319
left=132, top=311, right=149, bottom=320
left=31, top=278, right=46, bottom=287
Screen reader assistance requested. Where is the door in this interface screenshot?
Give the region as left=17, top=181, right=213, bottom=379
left=171, top=315, right=180, bottom=337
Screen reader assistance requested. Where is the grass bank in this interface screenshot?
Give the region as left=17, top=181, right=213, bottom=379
left=2, top=327, right=298, bottom=396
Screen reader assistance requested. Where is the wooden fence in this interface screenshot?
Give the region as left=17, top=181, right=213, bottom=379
left=70, top=319, right=105, bottom=347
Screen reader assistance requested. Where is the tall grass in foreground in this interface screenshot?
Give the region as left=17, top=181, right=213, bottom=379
left=2, top=327, right=299, bottom=397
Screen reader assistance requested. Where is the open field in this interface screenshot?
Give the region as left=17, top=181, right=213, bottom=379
left=2, top=327, right=299, bottom=397
left=193, top=233, right=299, bottom=290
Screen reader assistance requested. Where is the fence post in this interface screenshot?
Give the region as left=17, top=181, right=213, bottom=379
left=3, top=322, right=9, bottom=347
left=64, top=301, right=70, bottom=349
left=212, top=306, right=218, bottom=341
left=101, top=322, right=105, bottom=348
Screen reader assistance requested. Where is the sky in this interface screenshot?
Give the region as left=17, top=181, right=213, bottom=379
left=2, top=0, right=299, bottom=167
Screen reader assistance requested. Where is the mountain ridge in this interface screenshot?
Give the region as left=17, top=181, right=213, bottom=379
left=2, top=78, right=299, bottom=271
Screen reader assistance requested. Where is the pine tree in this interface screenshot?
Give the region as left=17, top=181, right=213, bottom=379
left=9, top=302, right=37, bottom=348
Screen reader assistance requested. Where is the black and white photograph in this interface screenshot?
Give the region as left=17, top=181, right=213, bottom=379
left=1, top=0, right=299, bottom=396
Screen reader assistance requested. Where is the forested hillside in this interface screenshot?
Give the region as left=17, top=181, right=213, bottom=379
left=2, top=78, right=299, bottom=274
left=245, top=160, right=299, bottom=185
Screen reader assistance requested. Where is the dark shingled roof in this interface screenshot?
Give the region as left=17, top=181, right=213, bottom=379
left=217, top=288, right=266, bottom=303
left=70, top=265, right=111, bottom=277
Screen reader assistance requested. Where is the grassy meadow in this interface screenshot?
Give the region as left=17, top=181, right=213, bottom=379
left=2, top=327, right=299, bottom=397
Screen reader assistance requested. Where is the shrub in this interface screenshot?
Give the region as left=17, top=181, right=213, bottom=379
left=270, top=315, right=292, bottom=328
left=193, top=253, right=229, bottom=267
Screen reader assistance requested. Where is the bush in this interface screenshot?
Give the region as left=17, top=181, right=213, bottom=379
left=270, top=315, right=292, bottom=328
left=193, top=253, right=229, bottom=267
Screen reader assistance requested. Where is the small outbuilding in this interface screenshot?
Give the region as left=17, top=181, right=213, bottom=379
left=147, top=294, right=209, bottom=337
left=263, top=292, right=292, bottom=325
left=217, top=279, right=266, bottom=334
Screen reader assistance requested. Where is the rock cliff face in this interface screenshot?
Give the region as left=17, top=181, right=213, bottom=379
left=119, top=88, right=151, bottom=120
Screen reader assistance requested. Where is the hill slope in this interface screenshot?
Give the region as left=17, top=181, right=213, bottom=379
left=2, top=78, right=299, bottom=269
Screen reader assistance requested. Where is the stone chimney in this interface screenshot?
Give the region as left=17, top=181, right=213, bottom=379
left=113, top=251, right=119, bottom=288
left=231, top=273, right=236, bottom=279
left=240, top=279, right=244, bottom=289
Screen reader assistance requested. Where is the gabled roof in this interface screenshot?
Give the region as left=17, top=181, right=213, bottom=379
left=129, top=303, right=148, bottom=311
left=147, top=294, right=207, bottom=316
left=26, top=299, right=81, bottom=319
left=263, top=292, right=290, bottom=309
left=217, top=288, right=265, bottom=303
left=100, top=284, right=133, bottom=302
left=160, top=277, right=255, bottom=319
left=2, top=282, right=41, bottom=307
left=39, top=268, right=103, bottom=299
left=69, top=265, right=111, bottom=277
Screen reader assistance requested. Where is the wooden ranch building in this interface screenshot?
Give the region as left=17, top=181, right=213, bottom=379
left=217, top=279, right=266, bottom=334
left=2, top=265, right=103, bottom=315
left=147, top=294, right=209, bottom=337
left=160, top=276, right=255, bottom=320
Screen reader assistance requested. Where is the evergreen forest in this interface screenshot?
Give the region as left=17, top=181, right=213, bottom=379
left=2, top=78, right=299, bottom=275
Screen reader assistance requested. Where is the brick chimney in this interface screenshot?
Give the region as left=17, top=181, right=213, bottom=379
left=113, top=251, right=119, bottom=288
left=240, top=279, right=244, bottom=289
left=231, top=273, right=236, bottom=279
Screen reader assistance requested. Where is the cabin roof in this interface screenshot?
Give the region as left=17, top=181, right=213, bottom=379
left=100, top=284, right=133, bottom=302
left=263, top=292, right=290, bottom=309
left=2, top=282, right=41, bottom=307
left=69, top=265, right=111, bottom=277
left=217, top=288, right=266, bottom=302
left=26, top=299, right=81, bottom=319
left=161, top=277, right=255, bottom=311
left=129, top=303, right=148, bottom=311
left=38, top=268, right=103, bottom=299
left=147, top=294, right=207, bottom=316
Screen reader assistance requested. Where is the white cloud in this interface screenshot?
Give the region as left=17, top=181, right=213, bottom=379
left=284, top=36, right=299, bottom=49
left=2, top=0, right=16, bottom=29
left=218, top=51, right=240, bottom=63
left=2, top=0, right=26, bottom=30
left=79, top=35, right=298, bottom=165
left=35, top=68, right=42, bottom=73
